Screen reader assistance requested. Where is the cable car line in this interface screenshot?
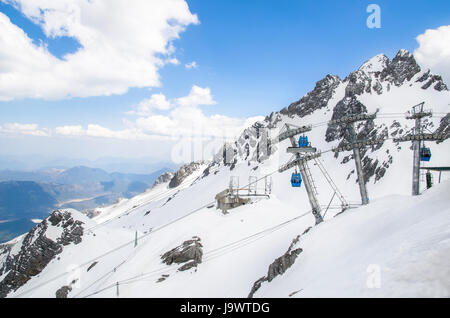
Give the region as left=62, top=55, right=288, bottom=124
left=13, top=108, right=449, bottom=298
left=81, top=209, right=314, bottom=298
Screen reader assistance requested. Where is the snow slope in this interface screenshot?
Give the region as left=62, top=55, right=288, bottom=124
left=1, top=49, right=449, bottom=298
left=256, top=180, right=450, bottom=298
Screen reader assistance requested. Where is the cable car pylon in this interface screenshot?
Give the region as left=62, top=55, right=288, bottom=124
left=393, top=102, right=447, bottom=196
left=329, top=112, right=378, bottom=205
left=278, top=124, right=323, bottom=225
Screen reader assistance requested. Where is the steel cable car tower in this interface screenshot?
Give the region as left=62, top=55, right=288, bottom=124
left=277, top=124, right=323, bottom=225
left=328, top=112, right=378, bottom=205
left=393, top=102, right=447, bottom=196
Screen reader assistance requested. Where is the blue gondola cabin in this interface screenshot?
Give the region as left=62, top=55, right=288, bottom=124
left=291, top=173, right=302, bottom=187
left=420, top=147, right=431, bottom=162
left=298, top=136, right=309, bottom=148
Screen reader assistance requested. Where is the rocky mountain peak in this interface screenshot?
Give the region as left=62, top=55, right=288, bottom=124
left=358, top=54, right=389, bottom=74
left=380, top=49, right=421, bottom=85
left=397, top=48, right=412, bottom=58
left=280, top=74, right=342, bottom=117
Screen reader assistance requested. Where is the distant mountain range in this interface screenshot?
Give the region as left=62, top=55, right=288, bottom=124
left=0, top=181, right=56, bottom=243
left=0, top=166, right=172, bottom=242
left=0, top=156, right=179, bottom=174
left=0, top=166, right=170, bottom=185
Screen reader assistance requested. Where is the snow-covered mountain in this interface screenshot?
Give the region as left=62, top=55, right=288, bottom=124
left=1, top=49, right=449, bottom=298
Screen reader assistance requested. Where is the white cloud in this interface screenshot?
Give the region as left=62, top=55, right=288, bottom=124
left=175, top=85, right=216, bottom=107
left=53, top=85, right=263, bottom=142
left=0, top=123, right=50, bottom=136
left=414, top=25, right=450, bottom=85
left=185, top=61, right=198, bottom=69
left=2, top=85, right=263, bottom=160
left=55, top=125, right=84, bottom=136
left=0, top=0, right=199, bottom=100
left=165, top=58, right=181, bottom=66
left=127, top=93, right=173, bottom=116
left=134, top=85, right=264, bottom=139
left=54, top=124, right=165, bottom=141
left=127, top=85, right=216, bottom=116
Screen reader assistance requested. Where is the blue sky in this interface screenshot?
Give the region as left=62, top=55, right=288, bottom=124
left=0, top=0, right=449, bottom=167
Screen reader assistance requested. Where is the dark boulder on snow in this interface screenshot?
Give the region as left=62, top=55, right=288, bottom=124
left=55, top=285, right=72, bottom=298
left=161, top=237, right=203, bottom=272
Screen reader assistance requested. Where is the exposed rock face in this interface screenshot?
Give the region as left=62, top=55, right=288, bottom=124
left=161, top=237, right=203, bottom=272
left=0, top=210, right=84, bottom=298
left=416, top=70, right=448, bottom=91
left=85, top=209, right=101, bottom=219
left=152, top=172, right=174, bottom=187
left=435, top=114, right=450, bottom=144
left=345, top=55, right=390, bottom=97
left=380, top=49, right=421, bottom=86
left=358, top=54, right=389, bottom=74
left=325, top=96, right=369, bottom=143
left=168, top=162, right=206, bottom=188
left=248, top=228, right=311, bottom=298
left=325, top=97, right=393, bottom=184
left=280, top=75, right=342, bottom=117
left=265, top=112, right=283, bottom=129
left=55, top=285, right=72, bottom=298
left=345, top=70, right=373, bottom=97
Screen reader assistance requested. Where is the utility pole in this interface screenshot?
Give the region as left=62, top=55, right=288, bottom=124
left=328, top=112, right=377, bottom=205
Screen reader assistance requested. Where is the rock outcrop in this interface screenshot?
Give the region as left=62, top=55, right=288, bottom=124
left=280, top=75, right=342, bottom=117
left=168, top=162, right=206, bottom=188
left=55, top=285, right=72, bottom=298
left=161, top=237, right=203, bottom=272
left=152, top=172, right=174, bottom=187
left=248, top=228, right=311, bottom=298
left=0, top=210, right=84, bottom=298
left=380, top=49, right=421, bottom=86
